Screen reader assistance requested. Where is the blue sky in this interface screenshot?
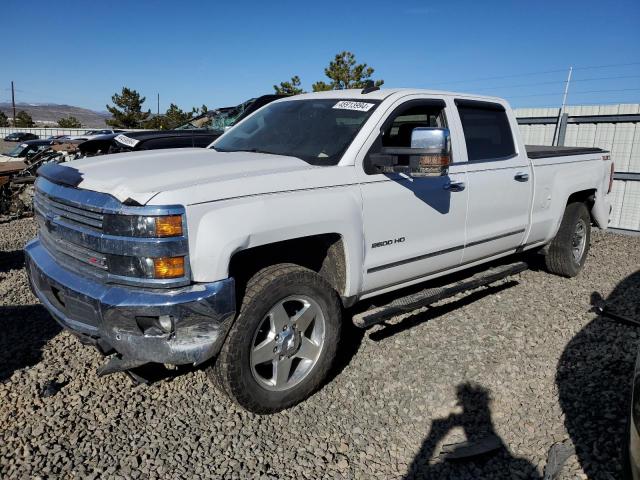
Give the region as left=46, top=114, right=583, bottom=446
left=2, top=0, right=639, bottom=112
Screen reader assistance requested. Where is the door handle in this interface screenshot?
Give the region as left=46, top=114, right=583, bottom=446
left=515, top=172, right=530, bottom=182
left=443, top=181, right=466, bottom=192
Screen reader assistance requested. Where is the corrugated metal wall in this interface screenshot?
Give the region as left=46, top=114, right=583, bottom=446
left=515, top=104, right=640, bottom=233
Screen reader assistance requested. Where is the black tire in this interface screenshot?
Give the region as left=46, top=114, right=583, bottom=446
left=209, top=263, right=342, bottom=414
left=545, top=202, right=591, bottom=278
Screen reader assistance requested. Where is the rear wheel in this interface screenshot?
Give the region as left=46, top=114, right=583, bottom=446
left=545, top=202, right=591, bottom=277
left=209, top=263, right=342, bottom=413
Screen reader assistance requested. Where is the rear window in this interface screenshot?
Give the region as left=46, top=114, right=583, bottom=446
left=456, top=101, right=515, bottom=161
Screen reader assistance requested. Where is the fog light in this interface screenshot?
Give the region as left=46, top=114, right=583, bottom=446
left=153, top=256, right=185, bottom=279
left=158, top=315, right=173, bottom=333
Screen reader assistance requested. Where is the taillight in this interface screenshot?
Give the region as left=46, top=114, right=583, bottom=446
left=608, top=161, right=615, bottom=193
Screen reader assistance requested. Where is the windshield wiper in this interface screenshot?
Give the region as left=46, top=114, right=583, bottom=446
left=217, top=148, right=285, bottom=156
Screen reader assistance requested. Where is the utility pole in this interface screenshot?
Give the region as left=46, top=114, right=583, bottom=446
left=553, top=66, right=573, bottom=146
left=11, top=81, right=16, bottom=126
left=157, top=93, right=160, bottom=116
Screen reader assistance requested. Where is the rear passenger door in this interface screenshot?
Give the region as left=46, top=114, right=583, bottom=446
left=454, top=99, right=532, bottom=263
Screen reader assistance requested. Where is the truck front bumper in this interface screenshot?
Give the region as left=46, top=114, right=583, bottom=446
left=25, top=238, right=236, bottom=366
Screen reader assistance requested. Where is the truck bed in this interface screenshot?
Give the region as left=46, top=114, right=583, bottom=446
left=526, top=145, right=606, bottom=159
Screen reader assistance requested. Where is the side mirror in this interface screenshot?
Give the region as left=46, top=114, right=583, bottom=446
left=370, top=127, right=451, bottom=177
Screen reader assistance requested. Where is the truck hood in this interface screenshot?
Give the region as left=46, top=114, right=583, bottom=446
left=66, top=148, right=330, bottom=205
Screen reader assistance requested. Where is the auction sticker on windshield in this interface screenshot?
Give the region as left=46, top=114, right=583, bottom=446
left=332, top=101, right=375, bottom=112
left=114, top=134, right=140, bottom=148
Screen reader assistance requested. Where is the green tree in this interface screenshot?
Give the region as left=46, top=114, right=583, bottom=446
left=143, top=115, right=166, bottom=129
left=274, top=75, right=305, bottom=95
left=164, top=103, right=196, bottom=128
left=106, top=87, right=150, bottom=128
left=57, top=116, right=82, bottom=128
left=199, top=104, right=208, bottom=114
left=13, top=110, right=34, bottom=127
left=312, top=51, right=384, bottom=92
left=0, top=111, right=9, bottom=127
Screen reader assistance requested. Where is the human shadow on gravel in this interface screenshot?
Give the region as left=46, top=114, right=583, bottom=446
left=0, top=250, right=25, bottom=275
left=556, top=270, right=640, bottom=479
left=405, top=382, right=542, bottom=479
left=0, top=304, right=61, bottom=382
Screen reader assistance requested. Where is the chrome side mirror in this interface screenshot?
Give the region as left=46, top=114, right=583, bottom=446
left=370, top=127, right=451, bottom=177
left=410, top=127, right=449, bottom=150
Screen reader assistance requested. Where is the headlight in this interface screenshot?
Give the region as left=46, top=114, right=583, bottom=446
left=107, top=254, right=185, bottom=279
left=103, top=214, right=183, bottom=238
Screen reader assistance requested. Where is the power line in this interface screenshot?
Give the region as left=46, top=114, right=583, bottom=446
left=507, top=88, right=640, bottom=99
left=429, top=61, right=640, bottom=86
left=471, top=74, right=640, bottom=92
left=572, top=74, right=640, bottom=82
left=572, top=61, right=640, bottom=70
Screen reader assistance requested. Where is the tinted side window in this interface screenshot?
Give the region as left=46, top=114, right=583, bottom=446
left=456, top=102, right=515, bottom=161
left=382, top=105, right=447, bottom=148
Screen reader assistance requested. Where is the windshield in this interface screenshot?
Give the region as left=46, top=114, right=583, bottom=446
left=213, top=99, right=380, bottom=165
left=175, top=100, right=254, bottom=131
left=5, top=143, right=28, bottom=157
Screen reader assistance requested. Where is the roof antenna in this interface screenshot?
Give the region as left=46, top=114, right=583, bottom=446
left=361, top=80, right=380, bottom=94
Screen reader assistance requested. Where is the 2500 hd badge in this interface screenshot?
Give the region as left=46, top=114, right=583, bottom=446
left=372, top=237, right=406, bottom=249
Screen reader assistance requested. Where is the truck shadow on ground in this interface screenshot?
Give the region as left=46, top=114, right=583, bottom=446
left=367, top=281, right=517, bottom=342
left=405, top=382, right=542, bottom=479
left=556, top=270, right=640, bottom=479
left=0, top=304, right=61, bottom=382
left=0, top=250, right=25, bottom=276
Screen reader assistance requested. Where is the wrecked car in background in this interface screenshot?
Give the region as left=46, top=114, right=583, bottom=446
left=0, top=139, right=53, bottom=163
left=0, top=141, right=82, bottom=218
left=79, top=95, right=286, bottom=156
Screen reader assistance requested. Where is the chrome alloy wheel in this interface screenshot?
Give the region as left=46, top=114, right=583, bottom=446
left=250, top=295, right=326, bottom=391
left=572, top=219, right=588, bottom=262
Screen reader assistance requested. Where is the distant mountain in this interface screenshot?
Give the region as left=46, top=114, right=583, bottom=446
left=0, top=102, right=111, bottom=128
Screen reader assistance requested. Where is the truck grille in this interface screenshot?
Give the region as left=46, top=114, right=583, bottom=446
left=34, top=185, right=108, bottom=278
left=38, top=224, right=108, bottom=270
left=33, top=190, right=104, bottom=231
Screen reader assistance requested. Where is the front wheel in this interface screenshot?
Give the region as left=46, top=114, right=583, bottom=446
left=545, top=202, right=591, bottom=277
left=209, top=263, right=342, bottom=414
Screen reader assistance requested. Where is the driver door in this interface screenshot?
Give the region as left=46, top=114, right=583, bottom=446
left=359, top=97, right=468, bottom=294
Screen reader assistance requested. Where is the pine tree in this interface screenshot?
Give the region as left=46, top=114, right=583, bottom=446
left=13, top=110, right=34, bottom=127
left=274, top=76, right=305, bottom=95
left=106, top=87, right=151, bottom=128
left=312, top=51, right=384, bottom=92
left=57, top=116, right=82, bottom=128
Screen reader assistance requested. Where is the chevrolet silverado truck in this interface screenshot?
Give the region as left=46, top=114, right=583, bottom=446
left=25, top=88, right=614, bottom=413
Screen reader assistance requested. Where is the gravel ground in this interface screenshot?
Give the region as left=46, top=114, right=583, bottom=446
left=1, top=217, right=638, bottom=479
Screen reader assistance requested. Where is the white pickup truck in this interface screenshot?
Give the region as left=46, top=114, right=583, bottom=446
left=25, top=88, right=614, bottom=413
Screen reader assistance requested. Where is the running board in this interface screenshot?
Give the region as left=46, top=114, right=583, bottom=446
left=352, top=261, right=528, bottom=329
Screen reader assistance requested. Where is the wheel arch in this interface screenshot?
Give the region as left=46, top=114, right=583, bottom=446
left=229, top=233, right=350, bottom=304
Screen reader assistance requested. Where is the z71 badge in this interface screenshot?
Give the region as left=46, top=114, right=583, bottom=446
left=371, top=237, right=405, bottom=249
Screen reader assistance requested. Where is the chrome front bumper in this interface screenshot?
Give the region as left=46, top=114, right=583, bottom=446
left=25, top=238, right=236, bottom=366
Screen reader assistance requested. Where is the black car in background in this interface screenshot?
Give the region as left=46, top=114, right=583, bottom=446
left=4, top=132, right=39, bottom=142
left=0, top=139, right=51, bottom=161
left=78, top=95, right=287, bottom=155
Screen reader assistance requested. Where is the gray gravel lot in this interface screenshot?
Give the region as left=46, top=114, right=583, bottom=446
left=1, top=217, right=638, bottom=479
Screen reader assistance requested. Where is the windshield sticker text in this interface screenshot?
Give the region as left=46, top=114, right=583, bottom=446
left=114, top=134, right=140, bottom=148
left=332, top=101, right=375, bottom=112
